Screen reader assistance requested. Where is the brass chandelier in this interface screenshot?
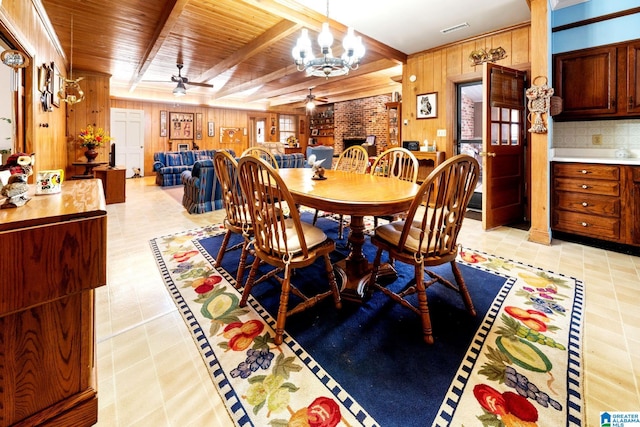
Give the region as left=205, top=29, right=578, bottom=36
left=292, top=0, right=365, bottom=78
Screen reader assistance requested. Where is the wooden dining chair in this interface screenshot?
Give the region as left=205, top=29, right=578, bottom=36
left=212, top=150, right=252, bottom=288
left=367, top=154, right=480, bottom=344
left=313, top=145, right=369, bottom=238
left=236, top=155, right=342, bottom=345
left=370, top=147, right=419, bottom=226
left=241, top=146, right=279, bottom=169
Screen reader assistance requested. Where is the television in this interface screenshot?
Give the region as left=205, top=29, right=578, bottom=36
left=109, top=143, right=116, bottom=168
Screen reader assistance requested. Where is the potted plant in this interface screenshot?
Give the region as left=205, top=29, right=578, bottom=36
left=78, top=124, right=112, bottom=162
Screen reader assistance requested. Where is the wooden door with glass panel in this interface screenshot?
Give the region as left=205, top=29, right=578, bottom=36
left=482, top=63, right=527, bottom=229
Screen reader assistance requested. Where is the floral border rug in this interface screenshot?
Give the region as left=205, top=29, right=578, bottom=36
left=150, top=223, right=584, bottom=427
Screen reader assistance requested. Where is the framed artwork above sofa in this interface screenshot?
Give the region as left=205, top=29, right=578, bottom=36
left=170, top=112, right=194, bottom=139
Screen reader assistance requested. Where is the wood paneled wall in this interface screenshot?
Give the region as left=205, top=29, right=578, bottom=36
left=1, top=0, right=68, bottom=175
left=402, top=23, right=530, bottom=159
left=109, top=98, right=303, bottom=176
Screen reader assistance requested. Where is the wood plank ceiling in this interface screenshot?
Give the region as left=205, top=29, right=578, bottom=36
left=40, top=0, right=406, bottom=111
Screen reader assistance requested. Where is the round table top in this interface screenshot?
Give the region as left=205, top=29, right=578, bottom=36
left=278, top=168, right=420, bottom=217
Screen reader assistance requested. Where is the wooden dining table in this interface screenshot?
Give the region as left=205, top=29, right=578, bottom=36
left=278, top=168, right=420, bottom=302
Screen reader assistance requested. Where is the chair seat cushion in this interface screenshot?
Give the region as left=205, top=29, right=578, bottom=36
left=374, top=207, right=440, bottom=254
left=270, top=218, right=327, bottom=255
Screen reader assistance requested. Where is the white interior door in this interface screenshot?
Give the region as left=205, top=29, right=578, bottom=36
left=110, top=108, right=145, bottom=178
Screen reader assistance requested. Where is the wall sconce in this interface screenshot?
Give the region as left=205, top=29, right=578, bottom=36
left=469, top=47, right=507, bottom=66
left=1, top=50, right=30, bottom=91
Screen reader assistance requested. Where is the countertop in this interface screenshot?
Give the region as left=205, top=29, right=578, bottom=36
left=550, top=148, right=640, bottom=165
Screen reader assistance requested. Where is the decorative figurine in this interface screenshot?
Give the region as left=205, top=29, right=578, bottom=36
left=307, top=154, right=326, bottom=180
left=1, top=173, right=31, bottom=208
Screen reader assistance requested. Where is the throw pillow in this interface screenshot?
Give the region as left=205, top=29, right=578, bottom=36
left=165, top=153, right=183, bottom=166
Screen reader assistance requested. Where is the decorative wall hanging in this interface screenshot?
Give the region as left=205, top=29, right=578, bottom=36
left=160, top=111, right=167, bottom=137
left=220, top=127, right=242, bottom=144
left=417, top=92, right=437, bottom=119
left=58, top=15, right=85, bottom=105
left=208, top=121, right=215, bottom=137
left=195, top=113, right=203, bottom=140
left=51, top=62, right=61, bottom=108
left=525, top=76, right=554, bottom=134
left=169, top=112, right=194, bottom=140
left=1, top=49, right=29, bottom=92
left=469, top=47, right=507, bottom=66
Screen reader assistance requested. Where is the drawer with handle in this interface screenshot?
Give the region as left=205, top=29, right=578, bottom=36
left=552, top=210, right=620, bottom=240
left=554, top=177, right=620, bottom=196
left=553, top=163, right=620, bottom=180
left=554, top=191, right=620, bottom=217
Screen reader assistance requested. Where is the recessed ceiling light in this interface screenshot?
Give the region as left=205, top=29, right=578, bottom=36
left=440, top=22, right=470, bottom=34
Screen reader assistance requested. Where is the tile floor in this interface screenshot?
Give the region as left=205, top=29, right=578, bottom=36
left=95, top=177, right=640, bottom=426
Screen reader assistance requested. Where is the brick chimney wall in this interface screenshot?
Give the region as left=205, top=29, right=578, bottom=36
left=461, top=94, right=475, bottom=140
left=334, top=94, right=392, bottom=155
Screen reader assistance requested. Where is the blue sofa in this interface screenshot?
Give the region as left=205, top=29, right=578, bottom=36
left=306, top=145, right=335, bottom=168
left=180, top=152, right=306, bottom=214
left=153, top=150, right=218, bottom=186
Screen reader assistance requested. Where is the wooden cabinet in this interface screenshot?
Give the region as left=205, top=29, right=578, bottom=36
left=94, top=165, right=126, bottom=204
left=628, top=41, right=640, bottom=114
left=386, top=102, right=401, bottom=146
left=553, top=39, right=640, bottom=120
left=0, top=180, right=107, bottom=426
left=414, top=151, right=445, bottom=183
left=551, top=162, right=640, bottom=247
left=309, top=106, right=334, bottom=145
left=632, top=167, right=640, bottom=245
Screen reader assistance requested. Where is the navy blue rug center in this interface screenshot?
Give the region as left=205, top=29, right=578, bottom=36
left=198, top=213, right=508, bottom=426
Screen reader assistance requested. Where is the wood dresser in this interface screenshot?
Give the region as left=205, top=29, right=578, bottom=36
left=552, top=162, right=640, bottom=247
left=0, top=179, right=107, bottom=426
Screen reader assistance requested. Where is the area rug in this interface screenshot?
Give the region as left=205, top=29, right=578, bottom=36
left=150, top=214, right=584, bottom=426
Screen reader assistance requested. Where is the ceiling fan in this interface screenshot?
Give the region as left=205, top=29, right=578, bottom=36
left=302, top=88, right=328, bottom=111
left=145, top=63, right=213, bottom=96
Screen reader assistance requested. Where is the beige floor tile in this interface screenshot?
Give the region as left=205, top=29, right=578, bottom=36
left=95, top=176, right=640, bottom=426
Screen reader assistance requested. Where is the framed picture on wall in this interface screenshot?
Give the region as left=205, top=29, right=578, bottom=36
left=51, top=62, right=61, bottom=108
left=195, top=113, right=203, bottom=140
left=169, top=112, right=194, bottom=139
left=160, top=110, right=168, bottom=137
left=208, top=121, right=215, bottom=137
left=417, top=92, right=437, bottom=119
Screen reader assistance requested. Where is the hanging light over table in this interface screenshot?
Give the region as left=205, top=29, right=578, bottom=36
left=292, top=0, right=365, bottom=78
left=58, top=15, right=85, bottom=106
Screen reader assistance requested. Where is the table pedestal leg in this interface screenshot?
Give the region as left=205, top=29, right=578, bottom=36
left=334, top=215, right=397, bottom=303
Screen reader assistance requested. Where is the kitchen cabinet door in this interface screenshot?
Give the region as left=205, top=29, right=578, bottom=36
left=628, top=41, right=640, bottom=114
left=553, top=45, right=618, bottom=119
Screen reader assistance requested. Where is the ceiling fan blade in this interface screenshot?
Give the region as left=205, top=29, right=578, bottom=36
left=186, top=81, right=214, bottom=88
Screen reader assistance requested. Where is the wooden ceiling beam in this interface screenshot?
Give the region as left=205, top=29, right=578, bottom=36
left=193, top=19, right=302, bottom=84
left=248, top=58, right=398, bottom=102
left=237, top=0, right=407, bottom=65
left=128, top=0, right=189, bottom=89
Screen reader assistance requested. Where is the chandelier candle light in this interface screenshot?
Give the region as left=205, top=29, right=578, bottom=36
left=292, top=0, right=365, bottom=78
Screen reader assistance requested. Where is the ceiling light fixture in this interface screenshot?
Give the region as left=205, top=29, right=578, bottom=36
left=292, top=0, right=365, bottom=78
left=58, top=15, right=85, bottom=105
left=440, top=22, right=470, bottom=34
left=173, top=80, right=187, bottom=96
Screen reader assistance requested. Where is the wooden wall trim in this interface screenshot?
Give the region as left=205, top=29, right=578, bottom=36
left=30, top=0, right=65, bottom=59
left=552, top=7, right=640, bottom=33
left=0, top=7, right=35, bottom=55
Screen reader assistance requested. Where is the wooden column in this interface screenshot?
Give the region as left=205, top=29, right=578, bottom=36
left=527, top=0, right=552, bottom=245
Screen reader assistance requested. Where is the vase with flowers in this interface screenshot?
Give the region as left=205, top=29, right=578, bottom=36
left=78, top=124, right=112, bottom=162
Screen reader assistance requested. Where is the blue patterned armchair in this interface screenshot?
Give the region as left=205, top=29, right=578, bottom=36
left=181, top=151, right=303, bottom=214
left=153, top=150, right=217, bottom=186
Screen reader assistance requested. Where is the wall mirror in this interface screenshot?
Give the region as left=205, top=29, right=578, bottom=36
left=0, top=26, right=28, bottom=160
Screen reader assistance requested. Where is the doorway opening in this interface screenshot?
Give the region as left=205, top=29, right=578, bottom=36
left=456, top=81, right=483, bottom=212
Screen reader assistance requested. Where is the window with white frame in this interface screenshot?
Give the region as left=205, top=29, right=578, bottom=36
left=279, top=115, right=297, bottom=144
